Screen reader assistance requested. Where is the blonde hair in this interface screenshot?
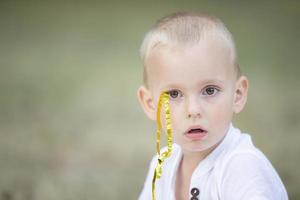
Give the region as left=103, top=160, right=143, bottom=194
left=140, top=12, right=241, bottom=87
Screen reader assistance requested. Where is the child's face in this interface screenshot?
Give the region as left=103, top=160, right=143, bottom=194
left=138, top=37, right=248, bottom=154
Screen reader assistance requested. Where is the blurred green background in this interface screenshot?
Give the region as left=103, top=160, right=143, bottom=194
left=0, top=0, right=299, bottom=199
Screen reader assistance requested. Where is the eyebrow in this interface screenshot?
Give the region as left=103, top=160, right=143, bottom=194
left=163, top=79, right=226, bottom=90
left=201, top=79, right=226, bottom=85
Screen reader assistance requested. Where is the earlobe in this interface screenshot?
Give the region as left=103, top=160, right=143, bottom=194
left=233, top=76, right=249, bottom=114
left=137, top=85, right=156, bottom=120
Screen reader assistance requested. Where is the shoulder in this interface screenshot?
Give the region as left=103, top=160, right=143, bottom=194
left=221, top=150, right=277, bottom=182
left=216, top=133, right=288, bottom=200
left=138, top=144, right=181, bottom=200
left=148, top=143, right=182, bottom=170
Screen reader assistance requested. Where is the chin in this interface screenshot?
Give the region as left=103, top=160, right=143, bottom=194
left=182, top=144, right=210, bottom=152
left=183, top=141, right=220, bottom=153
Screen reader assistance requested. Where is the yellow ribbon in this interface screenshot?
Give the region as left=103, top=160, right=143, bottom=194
left=152, top=92, right=172, bottom=200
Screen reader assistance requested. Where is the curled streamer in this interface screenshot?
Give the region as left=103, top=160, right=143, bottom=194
left=151, top=92, right=172, bottom=200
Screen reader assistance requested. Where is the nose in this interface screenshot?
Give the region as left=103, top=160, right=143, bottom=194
left=186, top=96, right=202, bottom=119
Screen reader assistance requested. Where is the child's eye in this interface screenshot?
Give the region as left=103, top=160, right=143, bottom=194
left=202, top=86, right=219, bottom=96
left=167, top=90, right=183, bottom=99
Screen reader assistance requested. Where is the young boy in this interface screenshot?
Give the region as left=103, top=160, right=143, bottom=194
left=137, top=12, right=288, bottom=200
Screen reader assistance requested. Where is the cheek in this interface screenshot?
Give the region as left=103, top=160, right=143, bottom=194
left=209, top=99, right=233, bottom=123
left=170, top=101, right=184, bottom=120
left=212, top=107, right=227, bottom=123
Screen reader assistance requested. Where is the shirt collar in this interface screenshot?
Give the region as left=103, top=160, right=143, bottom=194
left=168, top=123, right=241, bottom=198
left=192, top=123, right=240, bottom=179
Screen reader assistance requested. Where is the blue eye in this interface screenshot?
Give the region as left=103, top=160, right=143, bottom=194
left=167, top=90, right=182, bottom=99
left=202, top=87, right=219, bottom=96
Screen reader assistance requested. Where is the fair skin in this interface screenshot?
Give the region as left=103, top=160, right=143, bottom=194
left=137, top=36, right=248, bottom=200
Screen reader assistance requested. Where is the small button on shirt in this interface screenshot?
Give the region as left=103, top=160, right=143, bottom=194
left=190, top=187, right=200, bottom=200
left=138, top=123, right=288, bottom=200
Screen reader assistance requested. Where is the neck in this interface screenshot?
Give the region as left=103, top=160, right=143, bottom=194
left=181, top=149, right=209, bottom=175
left=180, top=141, right=222, bottom=175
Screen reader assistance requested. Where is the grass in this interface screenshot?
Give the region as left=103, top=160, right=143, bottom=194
left=0, top=1, right=299, bottom=199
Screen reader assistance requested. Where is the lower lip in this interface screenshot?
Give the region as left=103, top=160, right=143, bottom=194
left=184, top=131, right=207, bottom=140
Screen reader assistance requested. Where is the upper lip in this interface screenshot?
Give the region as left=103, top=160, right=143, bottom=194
left=185, top=125, right=207, bottom=134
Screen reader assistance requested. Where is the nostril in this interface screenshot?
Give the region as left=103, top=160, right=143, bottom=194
left=188, top=113, right=201, bottom=118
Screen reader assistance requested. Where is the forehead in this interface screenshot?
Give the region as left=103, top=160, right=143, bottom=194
left=146, top=37, right=236, bottom=90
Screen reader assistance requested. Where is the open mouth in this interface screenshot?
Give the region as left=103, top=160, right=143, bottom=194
left=185, top=126, right=208, bottom=140
left=187, top=128, right=207, bottom=134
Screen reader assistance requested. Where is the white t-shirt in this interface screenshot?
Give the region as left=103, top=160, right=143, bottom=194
left=138, top=123, right=288, bottom=200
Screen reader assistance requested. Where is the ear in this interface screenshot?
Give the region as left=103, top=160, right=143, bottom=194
left=233, top=75, right=249, bottom=114
left=137, top=85, right=156, bottom=121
